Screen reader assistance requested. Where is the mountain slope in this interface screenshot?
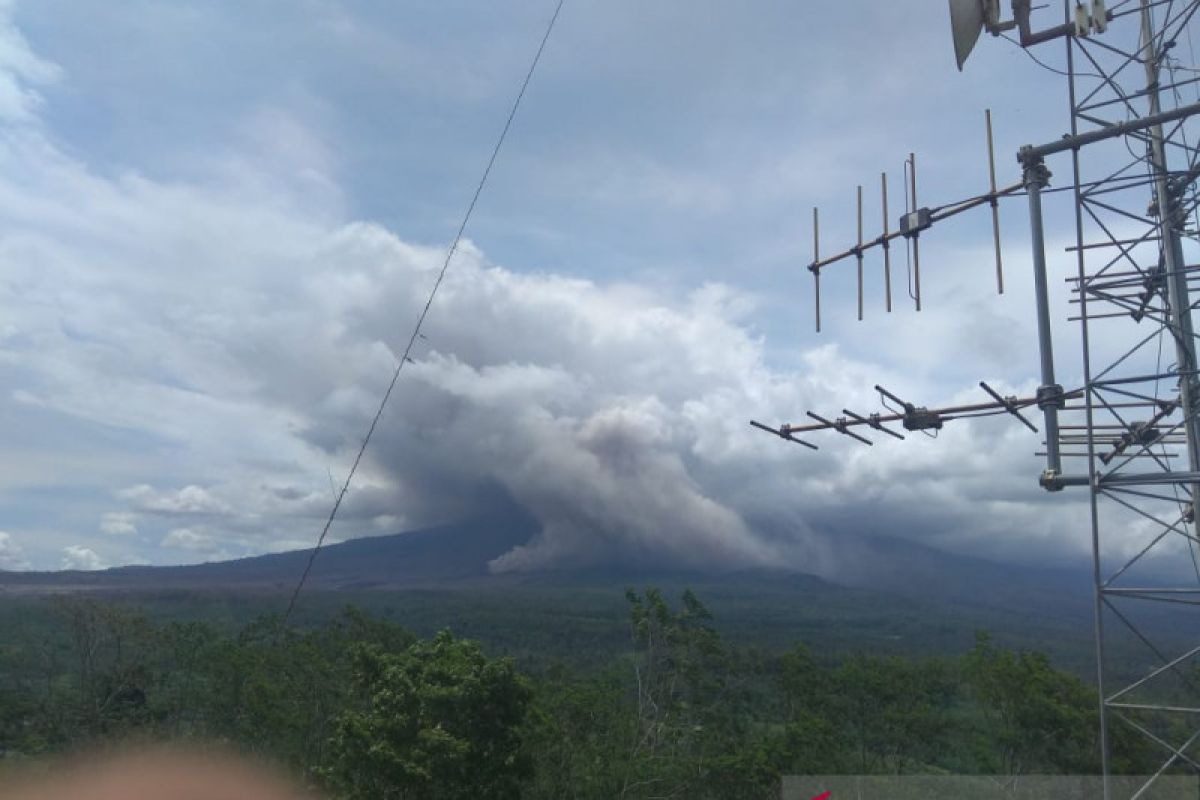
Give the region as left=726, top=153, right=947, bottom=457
left=0, top=518, right=1110, bottom=637
left=0, top=515, right=537, bottom=592
left=0, top=517, right=1136, bottom=641
left=4, top=519, right=1186, bottom=677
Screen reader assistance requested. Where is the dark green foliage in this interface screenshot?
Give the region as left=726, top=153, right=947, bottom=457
left=522, top=665, right=633, bottom=798
left=832, top=653, right=955, bottom=774
left=0, top=589, right=1176, bottom=798
left=323, top=631, right=532, bottom=800
left=963, top=632, right=1098, bottom=775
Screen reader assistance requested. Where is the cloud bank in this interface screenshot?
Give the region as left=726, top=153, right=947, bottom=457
left=0, top=1, right=1172, bottom=579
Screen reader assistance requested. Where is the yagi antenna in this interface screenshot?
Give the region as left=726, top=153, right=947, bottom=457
left=808, top=110, right=1019, bottom=331
left=750, top=383, right=1080, bottom=448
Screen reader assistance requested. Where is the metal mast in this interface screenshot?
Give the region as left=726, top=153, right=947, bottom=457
left=752, top=1, right=1200, bottom=795
left=1061, top=1, right=1200, bottom=794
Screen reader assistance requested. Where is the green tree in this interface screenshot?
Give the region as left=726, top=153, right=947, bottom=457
left=772, top=644, right=844, bottom=775
left=620, top=587, right=782, bottom=799
left=833, top=653, right=954, bottom=774
left=964, top=632, right=1096, bottom=775
left=323, top=629, right=533, bottom=800
left=51, top=598, right=160, bottom=742
left=620, top=588, right=725, bottom=796
left=168, top=608, right=415, bottom=764
left=523, top=663, right=634, bottom=799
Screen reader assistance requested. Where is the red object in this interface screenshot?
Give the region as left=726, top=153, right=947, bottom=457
left=810, top=793, right=832, bottom=800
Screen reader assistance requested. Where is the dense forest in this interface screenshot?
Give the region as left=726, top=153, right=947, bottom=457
left=0, top=588, right=1185, bottom=798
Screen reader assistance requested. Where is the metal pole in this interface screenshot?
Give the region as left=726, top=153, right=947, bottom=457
left=1021, top=99, right=1200, bottom=160
left=987, top=109, right=1004, bottom=295
left=857, top=185, right=864, bottom=321
left=882, top=172, right=893, bottom=312
left=813, top=207, right=821, bottom=333
left=1140, top=0, right=1200, bottom=532
left=909, top=153, right=922, bottom=311
left=1023, top=155, right=1065, bottom=488
left=1064, top=7, right=1111, bottom=788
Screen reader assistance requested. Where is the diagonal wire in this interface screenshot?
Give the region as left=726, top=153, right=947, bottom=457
left=281, top=0, right=566, bottom=626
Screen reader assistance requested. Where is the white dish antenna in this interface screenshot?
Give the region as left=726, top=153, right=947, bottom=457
left=950, top=0, right=987, bottom=70
left=950, top=0, right=1107, bottom=71
left=949, top=0, right=1006, bottom=70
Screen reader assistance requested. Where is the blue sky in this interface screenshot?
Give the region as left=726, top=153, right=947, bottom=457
left=0, top=1, right=1178, bottom=575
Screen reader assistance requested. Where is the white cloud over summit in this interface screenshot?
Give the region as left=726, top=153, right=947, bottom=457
left=0, top=532, right=26, bottom=569
left=0, top=104, right=1085, bottom=576
left=61, top=545, right=105, bottom=572
left=0, top=1, right=1168, bottom=577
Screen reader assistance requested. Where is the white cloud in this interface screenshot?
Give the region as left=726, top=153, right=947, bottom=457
left=0, top=99, right=1103, bottom=573
left=119, top=485, right=232, bottom=516
left=0, top=2, right=59, bottom=123
left=0, top=531, right=27, bottom=569
left=61, top=545, right=106, bottom=571
left=0, top=1, right=1176, bottom=579
left=162, top=527, right=215, bottom=552
left=99, top=511, right=138, bottom=536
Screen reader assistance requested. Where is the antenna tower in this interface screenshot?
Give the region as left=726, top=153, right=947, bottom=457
left=753, top=2, right=1200, bottom=794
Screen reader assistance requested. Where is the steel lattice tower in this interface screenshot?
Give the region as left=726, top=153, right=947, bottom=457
left=752, top=1, right=1200, bottom=795
left=1061, top=0, right=1200, bottom=793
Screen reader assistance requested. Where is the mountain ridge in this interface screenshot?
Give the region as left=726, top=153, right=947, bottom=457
left=0, top=516, right=1099, bottom=623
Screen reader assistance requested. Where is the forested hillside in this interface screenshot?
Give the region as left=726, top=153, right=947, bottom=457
left=0, top=589, right=1186, bottom=799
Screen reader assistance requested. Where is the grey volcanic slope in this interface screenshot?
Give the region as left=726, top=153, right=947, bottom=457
left=2, top=518, right=1189, bottom=672
left=0, top=516, right=1161, bottom=644
left=0, top=516, right=538, bottom=592
left=0, top=519, right=1103, bottom=611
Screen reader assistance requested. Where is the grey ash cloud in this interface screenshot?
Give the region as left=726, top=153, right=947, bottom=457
left=0, top=1, right=1175, bottom=576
